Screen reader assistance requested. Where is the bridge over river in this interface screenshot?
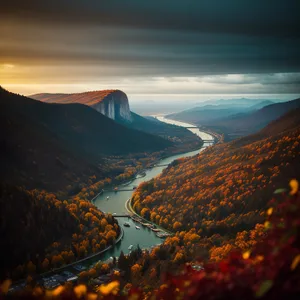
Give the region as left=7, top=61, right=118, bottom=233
left=103, top=188, right=135, bottom=192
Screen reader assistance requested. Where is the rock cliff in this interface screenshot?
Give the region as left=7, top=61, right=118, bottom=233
left=92, top=90, right=132, bottom=122
left=30, top=90, right=132, bottom=122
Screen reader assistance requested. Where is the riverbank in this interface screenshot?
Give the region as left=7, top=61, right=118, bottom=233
left=154, top=116, right=222, bottom=144
left=125, top=198, right=174, bottom=236
left=90, top=140, right=203, bottom=204
left=11, top=226, right=124, bottom=288
left=11, top=117, right=216, bottom=291
left=197, top=126, right=224, bottom=143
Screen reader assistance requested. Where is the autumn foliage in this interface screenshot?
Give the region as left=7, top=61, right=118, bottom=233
left=1, top=184, right=300, bottom=299
left=0, top=185, right=119, bottom=280
left=132, top=126, right=300, bottom=261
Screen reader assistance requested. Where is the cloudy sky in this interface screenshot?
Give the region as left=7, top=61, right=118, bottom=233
left=1, top=0, right=300, bottom=101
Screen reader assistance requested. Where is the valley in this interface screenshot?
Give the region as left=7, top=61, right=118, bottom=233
left=0, top=87, right=201, bottom=194
left=7, top=117, right=215, bottom=291
left=2, top=90, right=300, bottom=296
left=0, top=87, right=204, bottom=285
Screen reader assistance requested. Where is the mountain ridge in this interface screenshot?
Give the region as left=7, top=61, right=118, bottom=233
left=168, top=97, right=300, bottom=141
left=31, top=89, right=132, bottom=122
left=0, top=87, right=172, bottom=192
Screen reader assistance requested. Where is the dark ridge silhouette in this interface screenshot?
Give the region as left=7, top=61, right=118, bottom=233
left=31, top=89, right=198, bottom=143
left=231, top=107, right=300, bottom=148
left=0, top=87, right=171, bottom=191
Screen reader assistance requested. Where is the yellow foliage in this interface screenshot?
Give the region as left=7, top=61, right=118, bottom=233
left=290, top=179, right=299, bottom=195
left=96, top=281, right=119, bottom=296
left=242, top=251, right=251, bottom=260
left=160, top=284, right=168, bottom=290
left=0, top=279, right=12, bottom=294
left=256, top=255, right=264, bottom=262
left=128, top=293, right=140, bottom=300
left=74, top=284, right=87, bottom=298
left=87, top=292, right=98, bottom=300
left=51, top=286, right=65, bottom=296
left=264, top=221, right=271, bottom=229
left=291, top=254, right=300, bottom=271
left=32, top=287, right=44, bottom=297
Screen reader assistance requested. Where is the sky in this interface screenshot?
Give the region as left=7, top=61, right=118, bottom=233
left=1, top=0, right=300, bottom=101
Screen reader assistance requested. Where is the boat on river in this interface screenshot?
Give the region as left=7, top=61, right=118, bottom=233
left=124, top=222, right=130, bottom=227
left=135, top=226, right=140, bottom=230
left=128, top=245, right=133, bottom=250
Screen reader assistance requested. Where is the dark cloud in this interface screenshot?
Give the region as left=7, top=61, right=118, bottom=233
left=2, top=0, right=300, bottom=37
left=1, top=0, right=300, bottom=95
left=1, top=24, right=299, bottom=75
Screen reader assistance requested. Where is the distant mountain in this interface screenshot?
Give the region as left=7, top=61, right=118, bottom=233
left=185, top=100, right=273, bottom=112
left=130, top=101, right=193, bottom=116
left=207, top=98, right=300, bottom=140
left=248, top=100, right=274, bottom=110
left=168, top=98, right=300, bottom=141
left=0, top=87, right=171, bottom=191
left=167, top=107, right=247, bottom=125
left=194, top=97, right=278, bottom=108
left=31, top=90, right=132, bottom=122
left=167, top=100, right=274, bottom=126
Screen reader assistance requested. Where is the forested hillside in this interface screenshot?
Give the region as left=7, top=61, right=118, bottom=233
left=132, top=109, right=300, bottom=261
left=5, top=182, right=299, bottom=299
left=0, top=184, right=119, bottom=280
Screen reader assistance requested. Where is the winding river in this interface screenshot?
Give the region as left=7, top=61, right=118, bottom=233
left=10, top=116, right=215, bottom=292
left=10, top=117, right=215, bottom=289
left=90, top=116, right=214, bottom=264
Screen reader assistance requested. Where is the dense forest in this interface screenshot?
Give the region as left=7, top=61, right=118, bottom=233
left=132, top=108, right=300, bottom=263
left=2, top=183, right=299, bottom=299
left=1, top=105, right=300, bottom=297
left=0, top=184, right=119, bottom=280
left=9, top=108, right=295, bottom=296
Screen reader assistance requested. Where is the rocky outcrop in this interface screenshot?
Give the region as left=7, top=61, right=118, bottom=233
left=91, top=90, right=132, bottom=122
left=30, top=89, right=132, bottom=122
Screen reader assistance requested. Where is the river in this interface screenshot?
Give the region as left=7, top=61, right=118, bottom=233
left=91, top=116, right=214, bottom=263
left=10, top=117, right=215, bottom=290
left=10, top=116, right=215, bottom=291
